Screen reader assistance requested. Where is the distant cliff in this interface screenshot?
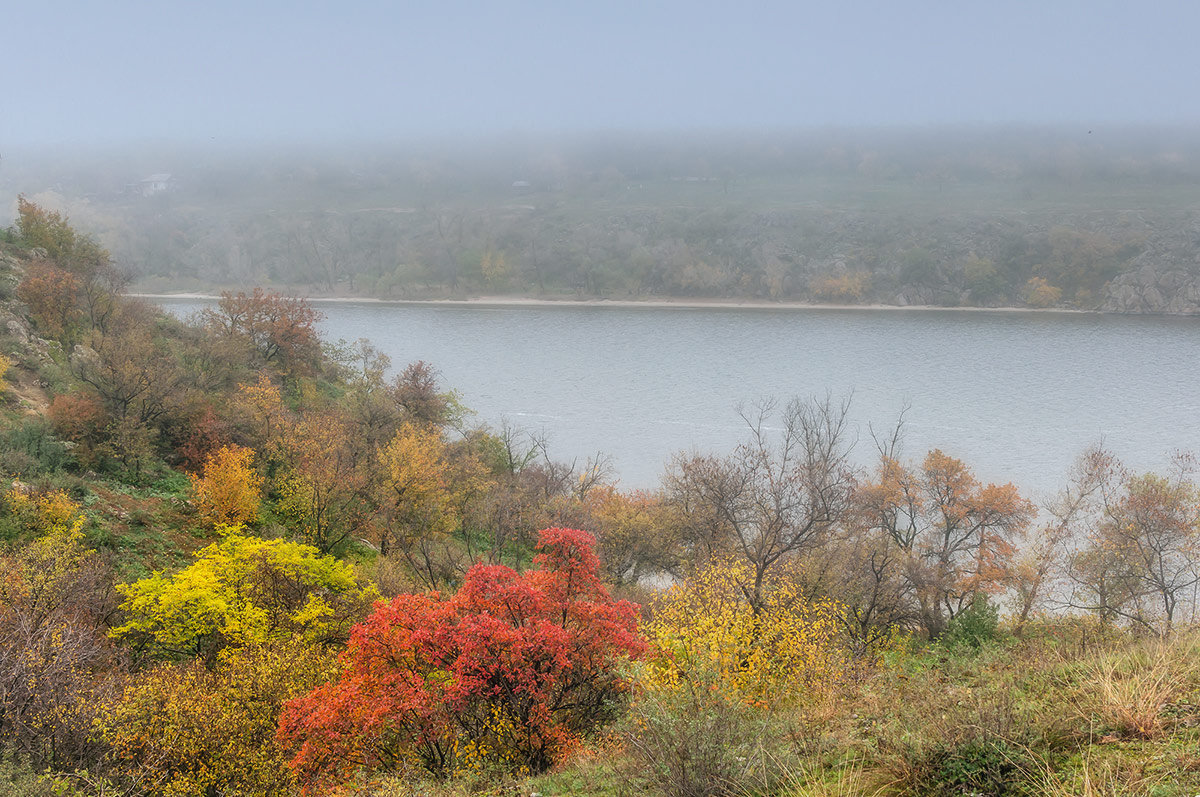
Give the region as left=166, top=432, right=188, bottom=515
left=1103, top=222, right=1200, bottom=314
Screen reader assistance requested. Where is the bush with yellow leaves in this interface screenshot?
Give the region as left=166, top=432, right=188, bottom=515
left=643, top=558, right=848, bottom=708
left=98, top=639, right=337, bottom=797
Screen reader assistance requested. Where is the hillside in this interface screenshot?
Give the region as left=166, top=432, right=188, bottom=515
left=2, top=199, right=1200, bottom=797
left=7, top=127, right=1200, bottom=313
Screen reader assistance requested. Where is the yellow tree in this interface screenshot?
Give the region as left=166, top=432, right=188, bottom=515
left=583, top=485, right=684, bottom=586
left=275, top=409, right=373, bottom=553
left=376, top=422, right=491, bottom=587
left=236, top=371, right=290, bottom=456
left=190, top=444, right=263, bottom=527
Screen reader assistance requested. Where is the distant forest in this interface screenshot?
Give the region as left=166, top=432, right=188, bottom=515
left=6, top=127, right=1200, bottom=311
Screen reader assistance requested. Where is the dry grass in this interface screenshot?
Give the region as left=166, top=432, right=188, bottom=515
left=1072, top=631, right=1200, bottom=740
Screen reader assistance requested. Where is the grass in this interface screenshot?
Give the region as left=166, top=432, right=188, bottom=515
left=424, top=625, right=1200, bottom=797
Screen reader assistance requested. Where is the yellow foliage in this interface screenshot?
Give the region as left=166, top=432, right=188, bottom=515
left=376, top=421, right=493, bottom=555
left=98, top=639, right=338, bottom=797
left=809, top=271, right=870, bottom=303
left=110, top=533, right=378, bottom=662
left=480, top=247, right=510, bottom=284
left=0, top=489, right=90, bottom=613
left=190, top=444, right=263, bottom=527
left=1023, top=276, right=1063, bottom=308
left=237, top=371, right=288, bottom=452
left=644, top=560, right=847, bottom=708
left=0, top=354, right=9, bottom=393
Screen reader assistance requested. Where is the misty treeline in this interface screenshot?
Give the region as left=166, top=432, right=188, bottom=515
left=2, top=201, right=1200, bottom=795
left=10, top=127, right=1200, bottom=309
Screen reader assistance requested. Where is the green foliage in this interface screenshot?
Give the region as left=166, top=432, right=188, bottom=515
left=0, top=419, right=72, bottom=477
left=921, top=737, right=1033, bottom=796
left=110, top=532, right=379, bottom=664
left=14, top=197, right=108, bottom=274
left=940, top=593, right=1002, bottom=651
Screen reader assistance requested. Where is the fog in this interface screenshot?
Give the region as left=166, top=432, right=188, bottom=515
left=5, top=1, right=1200, bottom=148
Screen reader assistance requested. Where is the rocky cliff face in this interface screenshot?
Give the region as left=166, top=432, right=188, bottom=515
left=1103, top=224, right=1200, bottom=314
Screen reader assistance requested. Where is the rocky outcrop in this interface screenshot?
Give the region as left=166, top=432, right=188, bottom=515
left=1103, top=225, right=1200, bottom=314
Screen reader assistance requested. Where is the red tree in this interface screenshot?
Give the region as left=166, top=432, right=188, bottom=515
left=277, top=528, right=646, bottom=791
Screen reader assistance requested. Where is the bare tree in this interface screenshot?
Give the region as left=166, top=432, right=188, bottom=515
left=664, top=395, right=855, bottom=612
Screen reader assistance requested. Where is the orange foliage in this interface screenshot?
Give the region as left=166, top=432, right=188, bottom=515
left=16, top=260, right=83, bottom=341
left=47, top=391, right=108, bottom=464
left=204, top=288, right=324, bottom=375
left=856, top=449, right=1034, bottom=637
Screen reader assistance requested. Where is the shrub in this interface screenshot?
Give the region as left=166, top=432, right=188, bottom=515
left=940, top=593, right=1001, bottom=651
left=643, top=559, right=847, bottom=708
left=620, top=667, right=786, bottom=797
left=98, top=640, right=336, bottom=797
left=0, top=491, right=120, bottom=771
left=110, top=533, right=379, bottom=664
left=277, top=528, right=647, bottom=792
left=0, top=419, right=72, bottom=477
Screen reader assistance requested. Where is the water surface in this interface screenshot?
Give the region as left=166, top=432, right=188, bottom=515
left=159, top=299, right=1200, bottom=498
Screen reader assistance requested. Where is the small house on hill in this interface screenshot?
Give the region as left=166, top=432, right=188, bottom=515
left=139, top=173, right=174, bottom=197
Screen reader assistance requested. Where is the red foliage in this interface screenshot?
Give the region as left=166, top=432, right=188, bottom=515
left=173, top=406, right=233, bottom=472
left=277, top=528, right=646, bottom=791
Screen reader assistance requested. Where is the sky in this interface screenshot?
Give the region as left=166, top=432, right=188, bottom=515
left=4, top=0, right=1200, bottom=147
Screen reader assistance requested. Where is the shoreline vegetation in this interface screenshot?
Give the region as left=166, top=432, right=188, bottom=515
left=14, top=126, right=1200, bottom=316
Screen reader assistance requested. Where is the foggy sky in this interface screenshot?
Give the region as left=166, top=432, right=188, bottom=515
left=5, top=0, right=1200, bottom=147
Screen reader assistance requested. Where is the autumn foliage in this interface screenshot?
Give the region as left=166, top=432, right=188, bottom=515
left=277, top=528, right=647, bottom=790
left=203, top=288, right=324, bottom=375
left=99, top=640, right=336, bottom=797
left=644, top=559, right=846, bottom=708
left=111, top=533, right=379, bottom=665
left=190, top=443, right=263, bottom=527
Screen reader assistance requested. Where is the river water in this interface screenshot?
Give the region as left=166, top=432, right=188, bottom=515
left=158, top=299, right=1200, bottom=500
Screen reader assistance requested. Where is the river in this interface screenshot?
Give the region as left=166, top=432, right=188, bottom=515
left=156, top=299, right=1200, bottom=500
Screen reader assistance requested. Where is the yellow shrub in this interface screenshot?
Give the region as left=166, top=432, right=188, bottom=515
left=644, top=560, right=847, bottom=708
left=809, top=271, right=870, bottom=303
left=98, top=640, right=337, bottom=797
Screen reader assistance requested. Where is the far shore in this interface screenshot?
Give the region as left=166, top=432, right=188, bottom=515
left=130, top=292, right=1100, bottom=315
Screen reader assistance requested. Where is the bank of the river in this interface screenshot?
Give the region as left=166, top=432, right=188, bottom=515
left=135, top=292, right=1104, bottom=314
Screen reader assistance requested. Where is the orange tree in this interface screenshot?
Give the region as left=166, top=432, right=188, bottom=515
left=854, top=448, right=1034, bottom=638
left=276, top=528, right=647, bottom=790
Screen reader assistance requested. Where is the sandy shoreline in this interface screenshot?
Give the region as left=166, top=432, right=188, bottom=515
left=131, top=293, right=1094, bottom=314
